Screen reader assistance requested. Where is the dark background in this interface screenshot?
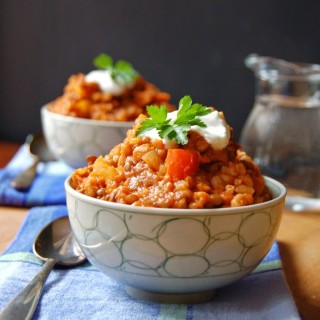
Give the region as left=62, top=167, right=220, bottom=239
left=1, top=0, right=319, bottom=143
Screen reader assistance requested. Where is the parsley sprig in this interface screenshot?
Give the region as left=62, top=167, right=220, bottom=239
left=136, top=96, right=212, bottom=145
left=93, top=53, right=139, bottom=85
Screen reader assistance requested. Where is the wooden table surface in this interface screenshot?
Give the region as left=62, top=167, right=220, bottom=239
left=0, top=141, right=319, bottom=320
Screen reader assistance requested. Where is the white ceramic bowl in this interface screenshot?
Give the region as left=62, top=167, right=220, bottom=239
left=65, top=176, right=286, bottom=303
left=41, top=105, right=133, bottom=168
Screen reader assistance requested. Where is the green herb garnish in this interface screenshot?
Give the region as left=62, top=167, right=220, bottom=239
left=136, top=95, right=212, bottom=145
left=93, top=53, right=139, bottom=85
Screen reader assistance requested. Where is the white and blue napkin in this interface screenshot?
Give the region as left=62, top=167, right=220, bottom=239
left=0, top=145, right=72, bottom=206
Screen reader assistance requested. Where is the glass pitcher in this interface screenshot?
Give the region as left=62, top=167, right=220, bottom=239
left=240, top=54, right=320, bottom=210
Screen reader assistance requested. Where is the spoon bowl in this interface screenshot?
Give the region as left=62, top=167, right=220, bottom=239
left=33, top=216, right=86, bottom=266
left=29, top=133, right=56, bottom=163
left=0, top=216, right=86, bottom=320
left=11, top=133, right=56, bottom=190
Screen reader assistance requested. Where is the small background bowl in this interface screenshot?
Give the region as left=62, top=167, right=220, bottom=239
left=65, top=176, right=286, bottom=303
left=41, top=105, right=133, bottom=168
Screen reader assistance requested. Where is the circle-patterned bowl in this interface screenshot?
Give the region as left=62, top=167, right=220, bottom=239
left=65, top=176, right=286, bottom=303
left=41, top=105, right=133, bottom=168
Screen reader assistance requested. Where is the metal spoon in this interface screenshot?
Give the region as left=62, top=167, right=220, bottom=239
left=0, top=216, right=86, bottom=320
left=11, top=133, right=55, bottom=190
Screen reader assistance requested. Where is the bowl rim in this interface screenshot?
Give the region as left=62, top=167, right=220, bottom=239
left=41, top=104, right=134, bottom=128
left=65, top=175, right=286, bottom=216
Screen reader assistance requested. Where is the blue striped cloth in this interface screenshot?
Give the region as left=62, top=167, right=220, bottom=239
left=0, top=206, right=301, bottom=319
left=0, top=145, right=72, bottom=206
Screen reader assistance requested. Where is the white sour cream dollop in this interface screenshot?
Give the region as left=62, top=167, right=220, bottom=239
left=142, top=110, right=231, bottom=150
left=85, top=70, right=135, bottom=96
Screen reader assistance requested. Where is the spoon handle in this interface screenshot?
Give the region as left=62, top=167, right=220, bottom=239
left=11, top=157, right=40, bottom=190
left=0, top=259, right=56, bottom=320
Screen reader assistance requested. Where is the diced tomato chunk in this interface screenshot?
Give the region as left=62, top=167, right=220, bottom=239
left=166, top=149, right=200, bottom=180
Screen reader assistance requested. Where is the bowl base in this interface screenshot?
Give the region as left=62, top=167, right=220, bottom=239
left=125, top=286, right=216, bottom=304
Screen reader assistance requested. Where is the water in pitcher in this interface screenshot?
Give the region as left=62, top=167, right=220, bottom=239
left=240, top=54, right=320, bottom=209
